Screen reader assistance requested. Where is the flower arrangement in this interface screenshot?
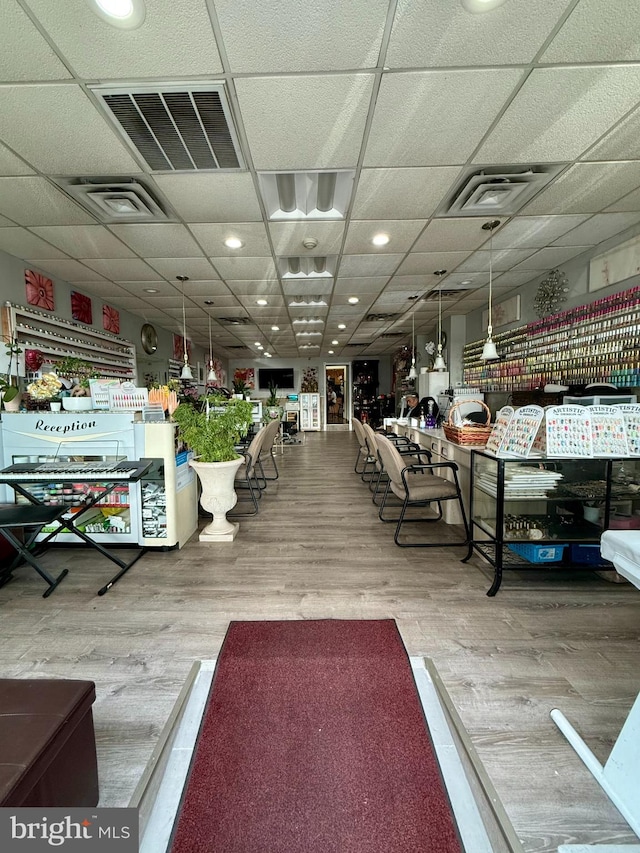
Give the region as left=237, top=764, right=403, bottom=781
left=27, top=372, right=62, bottom=401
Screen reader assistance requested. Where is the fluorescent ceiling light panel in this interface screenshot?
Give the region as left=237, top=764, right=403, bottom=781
left=259, top=171, right=355, bottom=221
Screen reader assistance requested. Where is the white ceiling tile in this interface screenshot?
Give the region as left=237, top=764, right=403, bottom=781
left=412, top=219, right=492, bottom=253
left=30, top=225, right=136, bottom=259
left=0, top=178, right=94, bottom=226
left=269, top=221, right=345, bottom=256
left=333, top=279, right=385, bottom=296
left=396, top=251, right=471, bottom=276
left=152, top=174, right=263, bottom=223
left=344, top=220, right=426, bottom=254
left=338, top=254, right=403, bottom=276
left=0, top=1, right=73, bottom=81
left=0, top=142, right=35, bottom=176
left=584, top=104, right=640, bottom=161
left=365, top=69, right=523, bottom=167
left=607, top=187, right=640, bottom=213
left=236, top=74, right=373, bottom=170
left=282, top=280, right=334, bottom=297
left=146, top=258, right=220, bottom=280
left=542, top=0, right=640, bottom=63
left=215, top=0, right=388, bottom=72
left=0, top=228, right=68, bottom=259
left=490, top=270, right=541, bottom=289
left=387, top=0, right=570, bottom=68
left=171, top=281, right=234, bottom=298
left=511, top=246, right=589, bottom=269
left=454, top=248, right=536, bottom=274
left=522, top=163, right=640, bottom=215
left=211, top=257, right=277, bottom=279
left=490, top=215, right=591, bottom=248
left=108, top=224, right=204, bottom=258
left=189, top=223, right=271, bottom=256
left=24, top=259, right=106, bottom=281
left=81, top=258, right=161, bottom=280
left=552, top=213, right=640, bottom=246
left=105, top=295, right=155, bottom=311
left=0, top=214, right=14, bottom=226
left=352, top=167, right=461, bottom=220
left=385, top=274, right=439, bottom=292
left=0, top=86, right=140, bottom=174
left=116, top=281, right=178, bottom=296
left=476, top=66, right=640, bottom=163
left=24, top=0, right=222, bottom=79
left=226, top=281, right=282, bottom=296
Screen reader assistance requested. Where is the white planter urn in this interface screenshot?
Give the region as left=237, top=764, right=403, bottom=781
left=190, top=457, right=244, bottom=542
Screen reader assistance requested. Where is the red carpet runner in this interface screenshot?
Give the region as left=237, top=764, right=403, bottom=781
left=170, top=619, right=463, bottom=853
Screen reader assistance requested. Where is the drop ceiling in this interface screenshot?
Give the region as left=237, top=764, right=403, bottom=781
left=2, top=0, right=640, bottom=359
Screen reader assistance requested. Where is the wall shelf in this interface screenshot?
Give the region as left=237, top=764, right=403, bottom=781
left=2, top=302, right=137, bottom=381
left=463, top=285, right=640, bottom=392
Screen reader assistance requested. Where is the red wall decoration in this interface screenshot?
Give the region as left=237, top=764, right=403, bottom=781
left=103, top=304, right=120, bottom=334
left=71, top=291, right=92, bottom=324
left=173, top=334, right=192, bottom=361
left=25, top=270, right=54, bottom=311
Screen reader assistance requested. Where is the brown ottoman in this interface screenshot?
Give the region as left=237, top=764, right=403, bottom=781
left=0, top=678, right=99, bottom=807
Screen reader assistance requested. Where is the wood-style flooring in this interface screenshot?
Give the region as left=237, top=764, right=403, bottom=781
left=2, top=430, right=639, bottom=852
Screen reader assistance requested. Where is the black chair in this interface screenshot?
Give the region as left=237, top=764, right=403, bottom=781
left=0, top=505, right=69, bottom=597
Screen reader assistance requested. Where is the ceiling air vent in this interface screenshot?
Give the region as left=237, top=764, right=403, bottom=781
left=90, top=83, right=244, bottom=171
left=379, top=332, right=403, bottom=338
left=278, top=256, right=336, bottom=278
left=365, top=313, right=399, bottom=322
left=436, top=164, right=564, bottom=218
left=422, top=290, right=460, bottom=301
left=346, top=342, right=371, bottom=347
left=53, top=176, right=172, bottom=223
left=219, top=316, right=251, bottom=325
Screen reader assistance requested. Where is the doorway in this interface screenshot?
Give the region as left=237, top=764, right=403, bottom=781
left=325, top=364, right=349, bottom=428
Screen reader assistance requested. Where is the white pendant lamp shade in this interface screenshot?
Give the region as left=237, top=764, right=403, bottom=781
left=207, top=313, right=217, bottom=383
left=479, top=221, right=500, bottom=362
left=177, top=275, right=193, bottom=379
left=408, top=308, right=417, bottom=379
left=434, top=269, right=447, bottom=371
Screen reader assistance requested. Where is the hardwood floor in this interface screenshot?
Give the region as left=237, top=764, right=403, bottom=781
left=2, top=430, right=639, bottom=852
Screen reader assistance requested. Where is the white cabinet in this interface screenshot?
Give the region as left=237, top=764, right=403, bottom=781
left=299, top=393, right=320, bottom=430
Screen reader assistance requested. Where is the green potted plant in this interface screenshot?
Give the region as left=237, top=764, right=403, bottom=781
left=232, top=378, right=247, bottom=399
left=264, top=382, right=282, bottom=423
left=172, top=395, right=254, bottom=541
left=0, top=377, right=20, bottom=411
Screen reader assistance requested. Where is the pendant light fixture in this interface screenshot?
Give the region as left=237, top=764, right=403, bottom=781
left=433, top=269, right=447, bottom=371
left=177, top=275, right=193, bottom=380
left=480, top=220, right=500, bottom=361
left=206, top=312, right=218, bottom=383
left=408, top=308, right=418, bottom=380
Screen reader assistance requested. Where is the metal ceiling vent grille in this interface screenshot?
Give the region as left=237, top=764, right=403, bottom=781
left=422, top=290, right=460, bottom=301
left=54, top=176, right=171, bottom=223
left=436, top=164, right=564, bottom=218
left=219, top=316, right=251, bottom=325
left=90, top=83, right=243, bottom=171
left=259, top=170, right=355, bottom=220
left=365, top=312, right=399, bottom=322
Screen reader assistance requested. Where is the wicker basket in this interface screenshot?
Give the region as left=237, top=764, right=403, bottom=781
left=442, top=400, right=492, bottom=446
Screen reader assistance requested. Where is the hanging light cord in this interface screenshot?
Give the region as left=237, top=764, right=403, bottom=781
left=487, top=225, right=493, bottom=338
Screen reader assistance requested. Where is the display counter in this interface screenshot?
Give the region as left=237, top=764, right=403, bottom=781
left=0, top=412, right=197, bottom=550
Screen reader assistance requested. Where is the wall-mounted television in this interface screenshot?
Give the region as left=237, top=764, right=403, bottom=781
left=258, top=367, right=295, bottom=390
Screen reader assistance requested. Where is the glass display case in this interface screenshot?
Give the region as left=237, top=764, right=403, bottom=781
left=466, top=449, right=639, bottom=595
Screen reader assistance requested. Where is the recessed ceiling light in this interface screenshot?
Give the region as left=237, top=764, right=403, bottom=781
left=256, top=299, right=268, bottom=306
left=224, top=237, right=243, bottom=249
left=461, top=0, right=508, bottom=13
left=254, top=341, right=262, bottom=346
left=265, top=352, right=272, bottom=358
left=144, top=287, right=158, bottom=293
left=90, top=0, right=146, bottom=29
left=271, top=325, right=280, bottom=331
left=204, top=299, right=215, bottom=305
left=328, top=350, right=334, bottom=354
left=331, top=339, right=339, bottom=345
left=338, top=323, right=346, bottom=329
left=348, top=297, right=359, bottom=304
left=372, top=233, right=390, bottom=246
